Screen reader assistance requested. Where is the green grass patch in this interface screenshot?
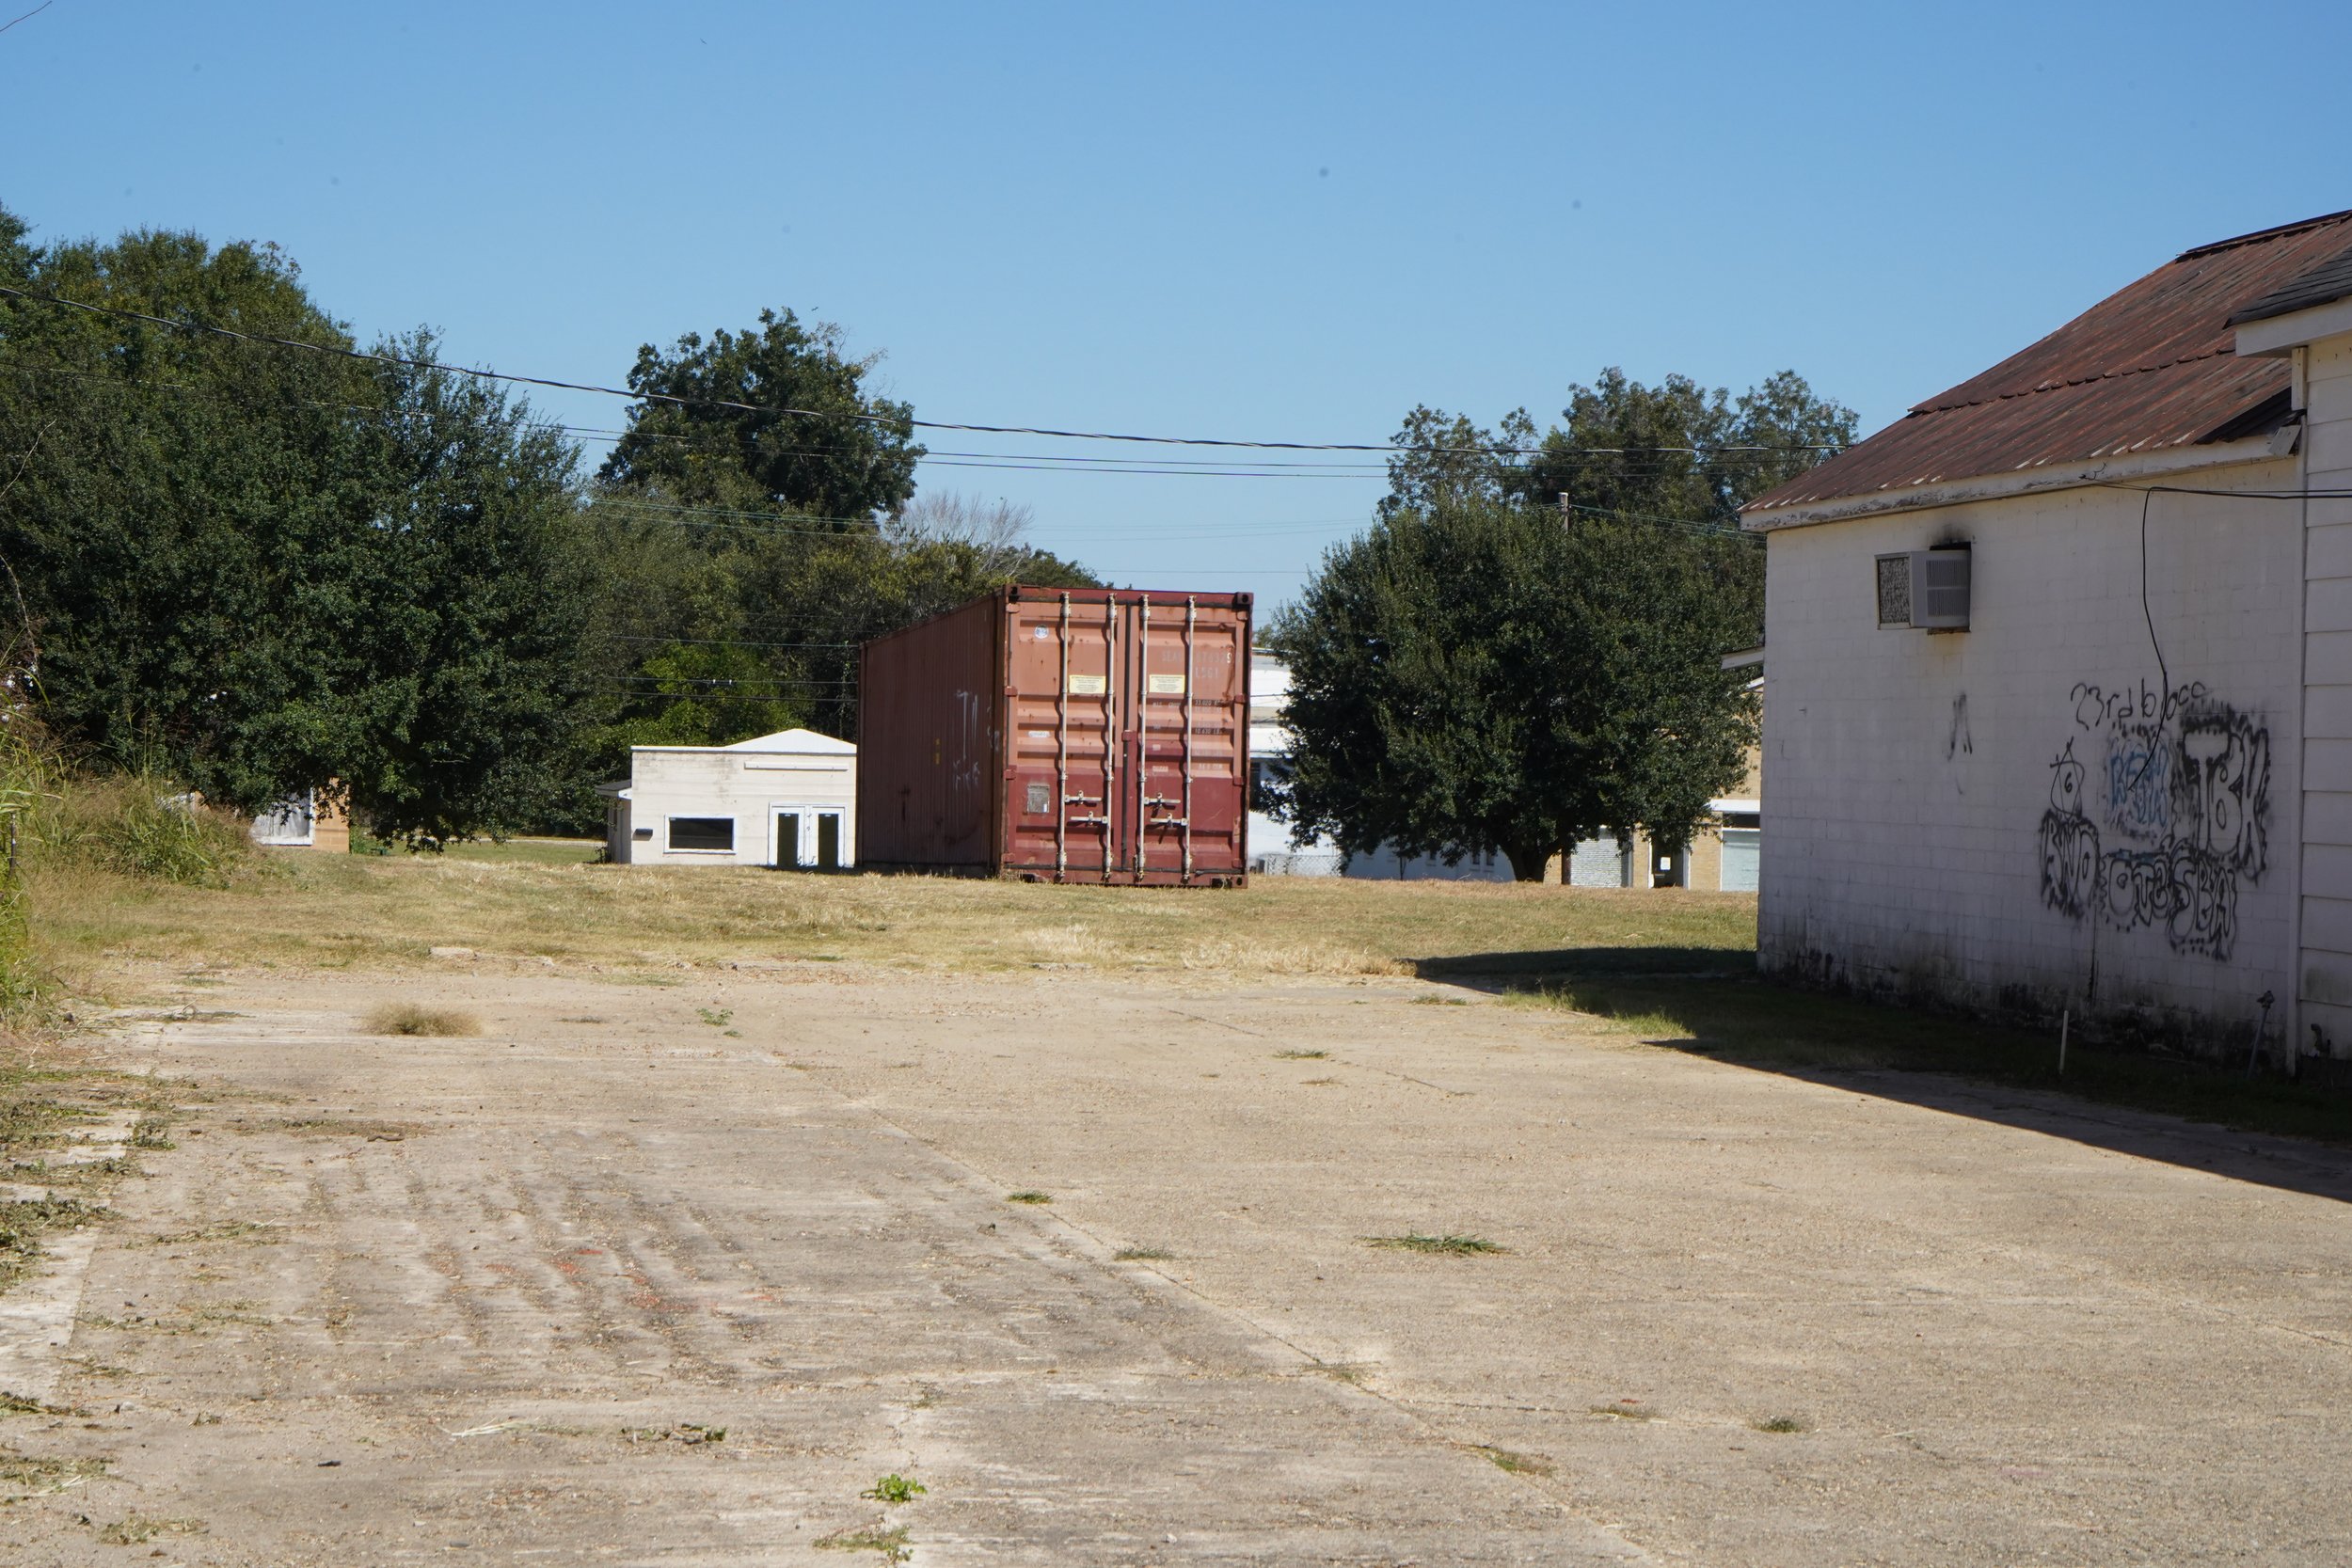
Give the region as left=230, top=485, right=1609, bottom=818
left=1472, top=1444, right=1555, bottom=1475
left=1112, top=1246, right=1173, bottom=1261
left=1363, top=1233, right=1504, bottom=1255
left=1005, top=1190, right=1051, bottom=1205
left=816, top=1524, right=912, bottom=1562
left=1273, top=1049, right=1328, bottom=1060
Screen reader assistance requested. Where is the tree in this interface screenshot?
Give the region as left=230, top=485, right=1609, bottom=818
left=1267, top=497, right=1760, bottom=880
left=1375, top=369, right=1854, bottom=653
left=0, top=208, right=595, bottom=843
left=313, top=341, right=595, bottom=844
left=1376, top=405, right=1538, bottom=518
left=596, top=309, right=923, bottom=520
left=566, top=489, right=1095, bottom=816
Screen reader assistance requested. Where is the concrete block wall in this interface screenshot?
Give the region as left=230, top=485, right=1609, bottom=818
left=2299, top=334, right=2352, bottom=1053
left=1758, top=470, right=2301, bottom=1053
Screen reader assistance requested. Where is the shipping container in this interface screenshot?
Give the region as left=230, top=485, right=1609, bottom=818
left=858, top=585, right=1252, bottom=884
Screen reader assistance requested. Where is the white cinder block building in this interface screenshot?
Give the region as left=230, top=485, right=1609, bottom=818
left=1744, top=209, right=2352, bottom=1068
left=1246, top=652, right=1344, bottom=875
left=600, top=728, right=856, bottom=868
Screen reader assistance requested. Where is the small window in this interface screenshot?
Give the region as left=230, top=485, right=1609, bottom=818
left=668, top=816, right=735, bottom=852
left=1722, top=812, right=1760, bottom=831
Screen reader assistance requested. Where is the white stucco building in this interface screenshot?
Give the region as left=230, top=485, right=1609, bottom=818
left=600, top=728, right=856, bottom=868
left=1744, top=209, right=2352, bottom=1069
left=1252, top=649, right=1760, bottom=886
left=1247, top=652, right=1343, bottom=875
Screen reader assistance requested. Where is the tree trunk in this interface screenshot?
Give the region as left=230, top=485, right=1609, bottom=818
left=1503, top=841, right=1556, bottom=882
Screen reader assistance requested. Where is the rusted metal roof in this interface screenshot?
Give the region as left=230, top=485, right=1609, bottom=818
left=2231, top=243, right=2352, bottom=326
left=1747, top=210, right=2352, bottom=517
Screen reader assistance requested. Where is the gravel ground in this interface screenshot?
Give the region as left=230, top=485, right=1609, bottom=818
left=4, top=958, right=2347, bottom=1565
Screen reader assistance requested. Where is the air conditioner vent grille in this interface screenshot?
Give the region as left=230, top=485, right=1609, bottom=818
left=1875, top=547, right=1971, bottom=630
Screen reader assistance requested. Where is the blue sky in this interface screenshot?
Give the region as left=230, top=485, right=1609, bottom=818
left=5, top=0, right=2348, bottom=606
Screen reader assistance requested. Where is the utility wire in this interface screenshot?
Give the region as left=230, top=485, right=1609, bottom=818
left=0, top=285, right=1843, bottom=460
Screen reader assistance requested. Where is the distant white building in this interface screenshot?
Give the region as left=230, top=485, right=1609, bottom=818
left=600, top=728, right=856, bottom=868
left=1252, top=651, right=1760, bottom=886
left=1248, top=652, right=1344, bottom=875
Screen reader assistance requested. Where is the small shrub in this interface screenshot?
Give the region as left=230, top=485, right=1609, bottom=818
left=362, top=1003, right=482, bottom=1037
left=862, top=1472, right=926, bottom=1503
left=1753, top=1415, right=1806, bottom=1433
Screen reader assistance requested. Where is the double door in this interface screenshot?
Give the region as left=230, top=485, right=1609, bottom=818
left=773, top=808, right=844, bottom=871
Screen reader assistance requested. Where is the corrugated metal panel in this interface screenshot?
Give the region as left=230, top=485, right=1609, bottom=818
left=858, top=585, right=1252, bottom=884
left=1748, top=212, right=2352, bottom=516
left=2231, top=246, right=2352, bottom=326
left=855, top=594, right=1002, bottom=871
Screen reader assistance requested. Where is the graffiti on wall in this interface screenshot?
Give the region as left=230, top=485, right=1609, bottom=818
left=2038, top=681, right=2268, bottom=959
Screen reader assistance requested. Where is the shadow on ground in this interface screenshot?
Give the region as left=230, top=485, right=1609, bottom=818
left=1417, top=946, right=2352, bottom=1206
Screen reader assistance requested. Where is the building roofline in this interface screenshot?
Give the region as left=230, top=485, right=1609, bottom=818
left=2178, top=208, right=2352, bottom=261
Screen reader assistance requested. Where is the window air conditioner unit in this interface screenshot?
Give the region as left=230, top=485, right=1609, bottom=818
left=1876, top=546, right=1970, bottom=630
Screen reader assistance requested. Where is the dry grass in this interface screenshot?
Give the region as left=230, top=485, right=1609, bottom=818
left=361, top=1003, right=482, bottom=1037
left=30, top=843, right=1757, bottom=989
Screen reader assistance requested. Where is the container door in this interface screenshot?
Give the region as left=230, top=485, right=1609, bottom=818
left=1005, top=594, right=1123, bottom=879
left=774, top=812, right=802, bottom=869
left=816, top=813, right=841, bottom=871
left=1128, top=598, right=1247, bottom=879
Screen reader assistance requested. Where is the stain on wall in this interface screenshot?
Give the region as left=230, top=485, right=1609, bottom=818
left=2039, top=682, right=2269, bottom=959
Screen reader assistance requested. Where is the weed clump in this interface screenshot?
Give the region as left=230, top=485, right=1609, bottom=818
left=1113, top=1246, right=1173, bottom=1261
left=1472, top=1444, right=1554, bottom=1475
left=0, top=1196, right=108, bottom=1291
left=1753, top=1414, right=1806, bottom=1433
left=96, top=1515, right=207, bottom=1544
left=816, top=1524, right=912, bottom=1562
left=362, top=1003, right=482, bottom=1037
left=1362, top=1233, right=1505, bottom=1255
left=1004, top=1190, right=1051, bottom=1205
left=862, top=1473, right=925, bottom=1503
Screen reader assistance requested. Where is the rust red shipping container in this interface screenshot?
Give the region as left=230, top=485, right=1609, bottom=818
left=857, top=585, right=1252, bottom=884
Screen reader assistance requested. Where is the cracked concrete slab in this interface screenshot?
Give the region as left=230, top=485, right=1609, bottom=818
left=7, top=962, right=2350, bottom=1563
left=4, top=974, right=1640, bottom=1565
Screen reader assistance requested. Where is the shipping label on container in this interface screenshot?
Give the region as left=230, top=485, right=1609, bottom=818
left=1068, top=673, right=1107, bottom=695
left=1147, top=673, right=1186, bottom=695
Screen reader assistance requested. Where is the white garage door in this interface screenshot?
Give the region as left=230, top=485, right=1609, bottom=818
left=1718, top=828, right=1760, bottom=892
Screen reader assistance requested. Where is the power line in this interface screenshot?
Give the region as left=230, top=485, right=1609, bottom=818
left=0, top=1, right=54, bottom=37
left=0, top=285, right=1844, bottom=460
